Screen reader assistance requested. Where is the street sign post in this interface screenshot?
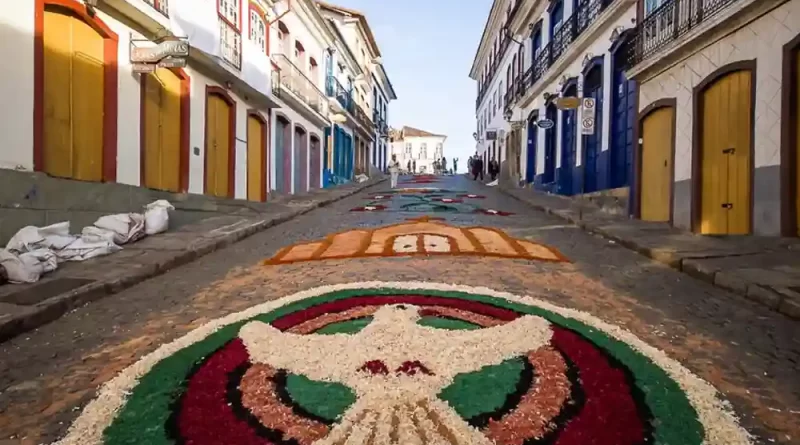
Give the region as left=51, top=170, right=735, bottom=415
left=581, top=97, right=596, bottom=135
left=536, top=119, right=555, bottom=129
left=554, top=97, right=581, bottom=110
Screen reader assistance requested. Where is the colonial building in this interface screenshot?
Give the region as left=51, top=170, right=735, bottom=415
left=389, top=126, right=447, bottom=174
left=473, top=0, right=799, bottom=237
left=0, top=0, right=394, bottom=204
left=317, top=1, right=396, bottom=179
left=627, top=0, right=799, bottom=237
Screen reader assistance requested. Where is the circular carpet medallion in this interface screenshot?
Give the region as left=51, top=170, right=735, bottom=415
left=56, top=283, right=751, bottom=445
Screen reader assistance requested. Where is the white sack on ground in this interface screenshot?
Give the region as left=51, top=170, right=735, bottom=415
left=144, top=200, right=174, bottom=235
left=56, top=238, right=122, bottom=262
left=93, top=213, right=146, bottom=245
left=81, top=226, right=118, bottom=245
left=6, top=222, right=76, bottom=253
left=355, top=174, right=369, bottom=183
left=0, top=249, right=56, bottom=284
left=487, top=179, right=499, bottom=187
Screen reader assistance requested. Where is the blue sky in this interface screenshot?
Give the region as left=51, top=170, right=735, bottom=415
left=334, top=0, right=491, bottom=171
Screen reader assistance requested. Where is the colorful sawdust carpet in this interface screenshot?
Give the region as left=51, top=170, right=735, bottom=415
left=264, top=217, right=568, bottom=265
left=351, top=189, right=511, bottom=215
left=399, top=175, right=441, bottom=185
left=58, top=283, right=751, bottom=445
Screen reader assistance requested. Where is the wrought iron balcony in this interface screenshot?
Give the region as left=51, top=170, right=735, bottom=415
left=354, top=103, right=374, bottom=130
left=627, top=0, right=741, bottom=68
left=326, top=75, right=353, bottom=113
left=475, top=33, right=512, bottom=110
left=273, top=54, right=327, bottom=115
left=507, top=0, right=613, bottom=108
left=373, top=112, right=389, bottom=136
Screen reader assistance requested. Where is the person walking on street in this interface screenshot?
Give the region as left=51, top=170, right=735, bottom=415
left=412, top=160, right=416, bottom=174
left=453, top=158, right=459, bottom=174
left=472, top=156, right=484, bottom=181
left=406, top=160, right=411, bottom=173
left=489, top=158, right=499, bottom=181
left=441, top=157, right=447, bottom=175
left=388, top=154, right=401, bottom=188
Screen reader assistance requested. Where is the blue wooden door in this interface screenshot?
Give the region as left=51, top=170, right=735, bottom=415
left=610, top=59, right=636, bottom=189
left=526, top=116, right=537, bottom=183
left=544, top=104, right=558, bottom=183
left=275, top=119, right=286, bottom=193
left=560, top=108, right=577, bottom=195
left=583, top=84, right=604, bottom=193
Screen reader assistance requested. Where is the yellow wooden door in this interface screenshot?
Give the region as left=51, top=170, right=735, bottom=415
left=640, top=106, right=674, bottom=222
left=205, top=94, right=231, bottom=197
left=143, top=68, right=182, bottom=191
left=247, top=116, right=265, bottom=201
left=700, top=70, right=752, bottom=235
left=43, top=8, right=104, bottom=181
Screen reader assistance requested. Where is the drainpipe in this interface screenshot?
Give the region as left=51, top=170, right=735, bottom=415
left=269, top=0, right=292, bottom=24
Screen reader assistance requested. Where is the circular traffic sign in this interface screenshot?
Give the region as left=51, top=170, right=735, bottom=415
left=583, top=98, right=596, bottom=109
left=582, top=117, right=594, bottom=129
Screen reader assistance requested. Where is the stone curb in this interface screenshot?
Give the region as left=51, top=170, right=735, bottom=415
left=496, top=186, right=800, bottom=320
left=0, top=178, right=386, bottom=343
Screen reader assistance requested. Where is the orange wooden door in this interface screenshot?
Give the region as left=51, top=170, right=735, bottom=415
left=43, top=7, right=104, bottom=181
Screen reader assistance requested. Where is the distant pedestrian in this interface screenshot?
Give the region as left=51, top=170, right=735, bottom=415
left=388, top=154, right=401, bottom=188
left=441, top=157, right=447, bottom=174
left=472, top=157, right=484, bottom=181
left=406, top=160, right=411, bottom=173
left=489, top=158, right=499, bottom=181
left=453, top=158, right=459, bottom=173
left=412, top=160, right=416, bottom=174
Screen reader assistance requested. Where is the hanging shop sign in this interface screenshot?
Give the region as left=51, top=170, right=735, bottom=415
left=555, top=97, right=581, bottom=110
left=131, top=40, right=190, bottom=64
left=485, top=130, right=498, bottom=141
left=536, top=119, right=555, bottom=129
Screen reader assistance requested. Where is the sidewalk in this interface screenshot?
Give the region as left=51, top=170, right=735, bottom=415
left=498, top=185, right=800, bottom=320
left=0, top=178, right=386, bottom=342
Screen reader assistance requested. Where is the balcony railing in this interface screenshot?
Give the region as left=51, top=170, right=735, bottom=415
left=507, top=0, right=613, bottom=108
left=273, top=54, right=326, bottom=116
left=475, top=33, right=512, bottom=110
left=627, top=0, right=741, bottom=67
left=219, top=19, right=241, bottom=69
left=373, top=112, right=389, bottom=136
left=326, top=75, right=353, bottom=113
left=354, top=103, right=374, bottom=130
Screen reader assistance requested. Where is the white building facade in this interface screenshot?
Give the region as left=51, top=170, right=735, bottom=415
left=471, top=0, right=638, bottom=196
left=0, top=0, right=393, bottom=203
left=473, top=0, right=800, bottom=237
left=389, top=126, right=447, bottom=174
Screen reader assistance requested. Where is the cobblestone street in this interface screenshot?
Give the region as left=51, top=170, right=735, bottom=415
left=1, top=175, right=798, bottom=445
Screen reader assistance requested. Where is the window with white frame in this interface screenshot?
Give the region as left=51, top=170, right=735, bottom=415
left=219, top=0, right=240, bottom=28
left=249, top=7, right=267, bottom=54
left=405, top=143, right=412, bottom=156
left=220, top=20, right=242, bottom=68
left=419, top=143, right=427, bottom=160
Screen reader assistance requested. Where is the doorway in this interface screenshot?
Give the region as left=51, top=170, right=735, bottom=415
left=695, top=66, right=753, bottom=235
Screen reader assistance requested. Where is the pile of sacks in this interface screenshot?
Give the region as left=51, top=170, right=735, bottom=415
left=0, top=200, right=174, bottom=285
